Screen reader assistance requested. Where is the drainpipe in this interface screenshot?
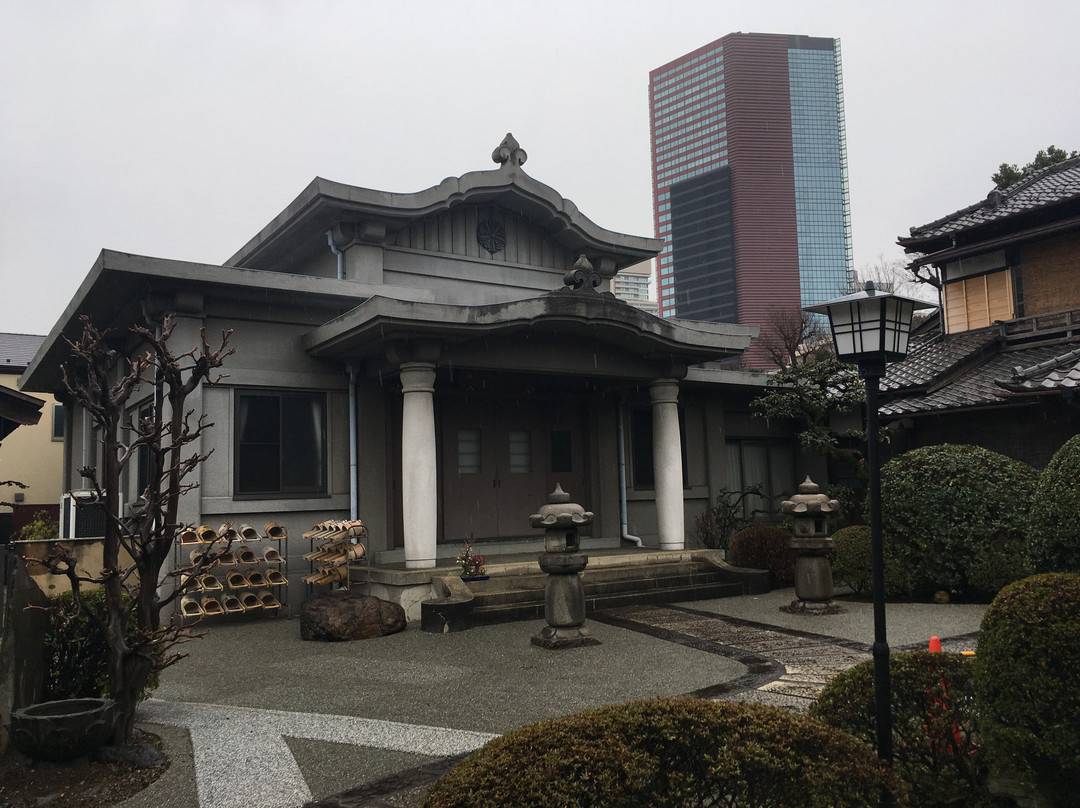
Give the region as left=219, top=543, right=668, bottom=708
left=616, top=400, right=643, bottom=547
left=326, top=230, right=344, bottom=280
left=348, top=362, right=358, bottom=521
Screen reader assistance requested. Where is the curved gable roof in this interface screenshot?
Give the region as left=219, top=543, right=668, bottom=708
left=228, top=135, right=661, bottom=273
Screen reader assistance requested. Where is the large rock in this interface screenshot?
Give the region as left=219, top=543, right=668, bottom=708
left=300, top=590, right=406, bottom=641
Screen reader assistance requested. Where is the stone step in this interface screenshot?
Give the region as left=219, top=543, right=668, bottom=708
left=469, top=568, right=731, bottom=608
left=470, top=580, right=744, bottom=626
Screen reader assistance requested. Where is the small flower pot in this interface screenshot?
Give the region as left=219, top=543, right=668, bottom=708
left=9, top=697, right=116, bottom=762
left=461, top=575, right=489, bottom=582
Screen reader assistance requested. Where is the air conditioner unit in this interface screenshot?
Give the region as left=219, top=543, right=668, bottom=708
left=60, top=491, right=124, bottom=539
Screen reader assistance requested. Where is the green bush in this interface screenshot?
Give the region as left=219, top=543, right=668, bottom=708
left=423, top=698, right=908, bottom=808
left=973, top=573, right=1080, bottom=801
left=812, top=651, right=1004, bottom=807
left=880, top=444, right=1037, bottom=599
left=1026, top=433, right=1080, bottom=573
left=830, top=525, right=907, bottom=598
left=15, top=509, right=59, bottom=542
left=729, top=525, right=796, bottom=586
left=42, top=588, right=160, bottom=702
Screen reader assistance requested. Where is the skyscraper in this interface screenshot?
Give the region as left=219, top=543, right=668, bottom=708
left=650, top=33, right=853, bottom=363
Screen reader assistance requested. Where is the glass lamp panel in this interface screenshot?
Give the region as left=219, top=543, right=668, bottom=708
left=829, top=302, right=858, bottom=357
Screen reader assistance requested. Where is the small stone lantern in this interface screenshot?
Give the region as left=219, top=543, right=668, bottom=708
left=781, top=476, right=842, bottom=615
left=529, top=484, right=601, bottom=649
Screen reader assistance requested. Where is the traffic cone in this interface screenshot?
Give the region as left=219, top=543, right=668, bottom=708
left=929, top=636, right=942, bottom=653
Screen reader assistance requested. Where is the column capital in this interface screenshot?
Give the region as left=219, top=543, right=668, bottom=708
left=399, top=362, right=436, bottom=394
left=649, top=378, right=680, bottom=405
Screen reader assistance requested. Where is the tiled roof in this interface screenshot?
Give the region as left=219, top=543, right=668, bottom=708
left=904, top=157, right=1080, bottom=242
left=997, top=345, right=1080, bottom=392
left=880, top=341, right=1080, bottom=417
left=0, top=333, right=46, bottom=372
left=880, top=327, right=1000, bottom=393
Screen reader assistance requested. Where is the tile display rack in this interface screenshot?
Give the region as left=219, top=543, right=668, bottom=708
left=175, top=521, right=289, bottom=623
left=302, top=519, right=368, bottom=591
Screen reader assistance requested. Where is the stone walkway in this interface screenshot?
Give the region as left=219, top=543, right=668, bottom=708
left=121, top=591, right=983, bottom=808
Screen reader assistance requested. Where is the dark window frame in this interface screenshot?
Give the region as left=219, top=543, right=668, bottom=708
left=234, top=389, right=328, bottom=499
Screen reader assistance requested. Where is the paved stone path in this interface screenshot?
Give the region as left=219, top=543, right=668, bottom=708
left=137, top=701, right=496, bottom=808
left=133, top=601, right=980, bottom=808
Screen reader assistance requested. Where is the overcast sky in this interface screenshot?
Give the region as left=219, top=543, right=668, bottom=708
left=2, top=0, right=1077, bottom=337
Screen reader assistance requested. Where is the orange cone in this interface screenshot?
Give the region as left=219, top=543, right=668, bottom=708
left=929, top=636, right=942, bottom=653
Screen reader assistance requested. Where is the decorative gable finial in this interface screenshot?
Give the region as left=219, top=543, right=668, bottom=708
left=564, top=254, right=602, bottom=293
left=492, top=133, right=527, bottom=168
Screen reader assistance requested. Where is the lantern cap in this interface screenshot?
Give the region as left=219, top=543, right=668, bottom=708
left=804, top=281, right=936, bottom=315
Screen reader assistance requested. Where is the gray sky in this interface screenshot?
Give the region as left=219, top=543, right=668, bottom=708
left=2, top=0, right=1078, bottom=337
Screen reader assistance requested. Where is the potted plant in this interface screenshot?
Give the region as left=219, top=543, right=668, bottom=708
left=457, top=536, right=488, bottom=581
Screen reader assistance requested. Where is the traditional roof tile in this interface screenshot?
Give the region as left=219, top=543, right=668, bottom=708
left=880, top=327, right=1000, bottom=393
left=903, top=157, right=1080, bottom=243
left=881, top=341, right=1080, bottom=417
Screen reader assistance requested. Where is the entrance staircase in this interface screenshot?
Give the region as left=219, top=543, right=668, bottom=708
left=420, top=549, right=769, bottom=633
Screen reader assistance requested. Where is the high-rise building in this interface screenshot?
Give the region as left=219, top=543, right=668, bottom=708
left=612, top=260, right=658, bottom=316
left=650, top=32, right=854, bottom=363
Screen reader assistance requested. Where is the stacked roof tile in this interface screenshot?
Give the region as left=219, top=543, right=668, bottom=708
left=901, top=156, right=1080, bottom=244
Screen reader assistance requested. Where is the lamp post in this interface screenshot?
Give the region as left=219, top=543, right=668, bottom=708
left=805, top=281, right=930, bottom=763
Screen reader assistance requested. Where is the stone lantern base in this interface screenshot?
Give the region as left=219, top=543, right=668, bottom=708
left=782, top=598, right=844, bottom=616
left=531, top=624, right=601, bottom=649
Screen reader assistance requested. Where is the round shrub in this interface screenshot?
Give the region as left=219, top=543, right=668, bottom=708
left=423, top=698, right=908, bottom=808
left=1026, top=433, right=1080, bottom=573
left=811, top=651, right=999, bottom=807
left=880, top=444, right=1037, bottom=599
left=830, top=525, right=907, bottom=598
left=729, top=525, right=796, bottom=586
left=973, top=573, right=1080, bottom=800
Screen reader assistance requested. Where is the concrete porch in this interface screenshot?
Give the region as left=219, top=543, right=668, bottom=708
left=350, top=543, right=771, bottom=627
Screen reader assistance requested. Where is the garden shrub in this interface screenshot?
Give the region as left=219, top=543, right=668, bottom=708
left=729, top=525, right=796, bottom=586
left=830, top=525, right=907, bottom=598
left=972, top=573, right=1080, bottom=802
left=42, top=588, right=160, bottom=702
left=1026, top=433, right=1080, bottom=573
left=811, top=651, right=1004, bottom=807
left=880, top=444, right=1037, bottom=600
left=422, top=698, right=908, bottom=808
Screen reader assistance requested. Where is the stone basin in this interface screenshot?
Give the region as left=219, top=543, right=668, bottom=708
left=9, top=697, right=116, bottom=761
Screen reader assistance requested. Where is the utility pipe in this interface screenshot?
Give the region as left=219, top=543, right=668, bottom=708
left=326, top=230, right=344, bottom=280
left=616, top=400, right=643, bottom=547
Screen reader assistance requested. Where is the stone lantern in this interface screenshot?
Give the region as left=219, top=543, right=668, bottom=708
left=529, top=484, right=601, bottom=649
left=781, top=476, right=842, bottom=615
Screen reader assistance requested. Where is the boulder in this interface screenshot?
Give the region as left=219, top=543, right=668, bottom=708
left=300, top=590, right=406, bottom=641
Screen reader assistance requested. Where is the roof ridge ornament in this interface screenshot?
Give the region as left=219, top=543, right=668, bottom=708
left=492, top=133, right=527, bottom=168
left=564, top=254, right=601, bottom=293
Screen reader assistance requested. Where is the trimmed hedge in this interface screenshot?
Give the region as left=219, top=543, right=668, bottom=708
left=423, top=698, right=908, bottom=808
left=811, top=651, right=1002, bottom=807
left=880, top=444, right=1037, bottom=599
left=973, top=573, right=1080, bottom=800
left=729, top=525, right=796, bottom=586
left=42, top=588, right=160, bottom=702
left=830, top=525, right=906, bottom=598
left=1026, top=433, right=1080, bottom=573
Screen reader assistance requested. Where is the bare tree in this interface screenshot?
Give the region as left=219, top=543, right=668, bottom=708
left=855, top=254, right=940, bottom=298
left=37, top=314, right=233, bottom=749
left=757, top=305, right=828, bottom=368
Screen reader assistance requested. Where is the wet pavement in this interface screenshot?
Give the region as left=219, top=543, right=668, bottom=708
left=119, top=588, right=985, bottom=808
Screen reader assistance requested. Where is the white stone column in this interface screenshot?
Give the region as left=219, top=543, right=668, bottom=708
left=650, top=379, right=684, bottom=550
left=400, top=362, right=438, bottom=568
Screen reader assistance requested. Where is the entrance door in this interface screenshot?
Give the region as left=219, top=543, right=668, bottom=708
left=441, top=397, right=587, bottom=541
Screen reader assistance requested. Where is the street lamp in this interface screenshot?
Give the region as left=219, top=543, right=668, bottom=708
left=805, top=281, right=932, bottom=763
